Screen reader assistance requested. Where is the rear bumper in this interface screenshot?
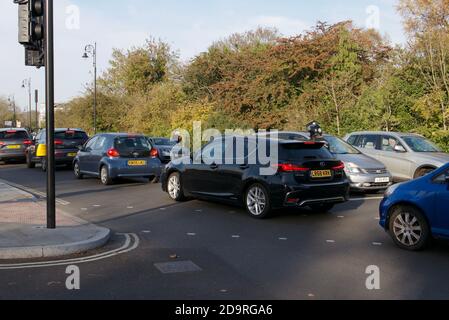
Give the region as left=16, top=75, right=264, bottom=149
left=108, top=159, right=161, bottom=179
left=273, top=180, right=350, bottom=208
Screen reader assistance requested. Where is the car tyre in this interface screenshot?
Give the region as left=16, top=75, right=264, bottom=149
left=73, top=161, right=83, bottom=180
left=100, top=165, right=113, bottom=186
left=245, top=183, right=272, bottom=219
left=414, top=168, right=435, bottom=179
left=26, top=153, right=35, bottom=169
left=167, top=172, right=185, bottom=201
left=388, top=205, right=430, bottom=251
left=309, top=203, right=335, bottom=213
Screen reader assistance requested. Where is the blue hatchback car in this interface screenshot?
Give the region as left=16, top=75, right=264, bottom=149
left=380, top=163, right=449, bottom=251
left=73, top=133, right=161, bottom=185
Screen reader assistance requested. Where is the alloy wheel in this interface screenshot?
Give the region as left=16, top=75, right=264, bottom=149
left=392, top=212, right=423, bottom=247
left=168, top=174, right=181, bottom=199
left=246, top=186, right=267, bottom=216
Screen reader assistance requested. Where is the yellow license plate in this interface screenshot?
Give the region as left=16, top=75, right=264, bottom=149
left=311, top=170, right=332, bottom=178
left=6, top=145, right=21, bottom=149
left=128, top=160, right=147, bottom=166
left=67, top=153, right=78, bottom=157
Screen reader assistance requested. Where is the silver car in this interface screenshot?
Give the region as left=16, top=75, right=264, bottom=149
left=344, top=131, right=449, bottom=181
left=257, top=131, right=393, bottom=192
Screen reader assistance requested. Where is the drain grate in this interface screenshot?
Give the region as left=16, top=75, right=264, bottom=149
left=154, top=261, right=202, bottom=274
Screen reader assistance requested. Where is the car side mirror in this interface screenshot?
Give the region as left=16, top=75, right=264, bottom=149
left=394, top=145, right=406, bottom=153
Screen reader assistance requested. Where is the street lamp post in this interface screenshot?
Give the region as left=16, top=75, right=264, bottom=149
left=7, top=96, right=16, bottom=128
left=82, top=42, right=97, bottom=135
left=22, top=78, right=32, bottom=131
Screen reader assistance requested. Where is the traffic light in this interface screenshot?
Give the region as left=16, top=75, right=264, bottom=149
left=16, top=0, right=45, bottom=68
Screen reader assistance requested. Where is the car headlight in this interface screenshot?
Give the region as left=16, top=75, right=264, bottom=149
left=385, top=183, right=402, bottom=197
left=345, top=162, right=362, bottom=174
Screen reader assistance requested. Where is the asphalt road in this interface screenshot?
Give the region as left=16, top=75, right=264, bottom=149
left=0, top=162, right=449, bottom=300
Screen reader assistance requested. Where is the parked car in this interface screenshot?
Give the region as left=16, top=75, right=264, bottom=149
left=344, top=131, right=449, bottom=181
left=26, top=128, right=89, bottom=171
left=257, top=131, right=393, bottom=192
left=147, top=137, right=177, bottom=164
left=0, top=128, right=32, bottom=164
left=380, top=163, right=449, bottom=251
left=161, top=136, right=350, bottom=218
left=73, top=133, right=162, bottom=185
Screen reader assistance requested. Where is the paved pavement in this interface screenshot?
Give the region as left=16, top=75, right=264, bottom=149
left=0, top=163, right=448, bottom=300
left=0, top=179, right=110, bottom=260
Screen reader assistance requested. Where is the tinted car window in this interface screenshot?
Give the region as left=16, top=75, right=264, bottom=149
left=402, top=136, right=441, bottom=153
left=325, top=136, right=360, bottom=155
left=85, top=137, right=98, bottom=150
left=346, top=135, right=358, bottom=146
left=0, top=130, right=29, bottom=139
left=381, top=136, right=404, bottom=152
left=152, top=138, right=176, bottom=146
left=54, top=130, right=88, bottom=140
left=279, top=144, right=334, bottom=161
left=93, top=136, right=108, bottom=151
left=114, top=136, right=150, bottom=154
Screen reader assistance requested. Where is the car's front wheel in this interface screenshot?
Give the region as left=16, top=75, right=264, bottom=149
left=73, top=161, right=83, bottom=179
left=388, top=205, right=430, bottom=251
left=100, top=165, right=113, bottom=186
left=245, top=183, right=272, bottom=219
left=167, top=172, right=185, bottom=201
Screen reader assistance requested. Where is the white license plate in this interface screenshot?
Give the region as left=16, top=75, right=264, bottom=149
left=375, top=177, right=390, bottom=183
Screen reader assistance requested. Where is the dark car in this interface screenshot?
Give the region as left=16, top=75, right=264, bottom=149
left=161, top=136, right=350, bottom=218
left=73, top=133, right=162, bottom=185
left=147, top=137, right=177, bottom=164
left=26, top=128, right=89, bottom=171
left=0, top=128, right=32, bottom=164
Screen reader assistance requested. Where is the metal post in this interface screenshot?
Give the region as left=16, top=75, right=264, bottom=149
left=35, top=89, right=39, bottom=130
left=12, top=98, right=16, bottom=128
left=45, top=0, right=56, bottom=229
left=28, top=79, right=32, bottom=131
left=93, top=42, right=97, bottom=135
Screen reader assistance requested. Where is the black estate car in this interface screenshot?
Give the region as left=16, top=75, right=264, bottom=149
left=161, top=136, right=350, bottom=218
left=26, top=128, right=89, bottom=171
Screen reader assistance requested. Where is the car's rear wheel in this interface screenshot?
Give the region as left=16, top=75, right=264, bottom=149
left=309, top=203, right=335, bottom=213
left=100, top=165, right=113, bottom=186
left=167, top=172, right=185, bottom=201
left=245, top=183, right=272, bottom=219
left=73, top=161, right=83, bottom=179
left=388, top=205, right=430, bottom=251
left=26, top=153, right=35, bottom=169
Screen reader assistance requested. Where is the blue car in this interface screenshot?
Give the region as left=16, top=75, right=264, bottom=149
left=380, top=163, right=449, bottom=251
left=73, top=133, right=162, bottom=185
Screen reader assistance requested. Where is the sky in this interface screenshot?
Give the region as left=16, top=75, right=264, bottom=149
left=0, top=0, right=405, bottom=113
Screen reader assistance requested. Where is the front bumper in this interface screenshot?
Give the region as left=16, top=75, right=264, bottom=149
left=379, top=196, right=391, bottom=229
left=347, top=172, right=393, bottom=191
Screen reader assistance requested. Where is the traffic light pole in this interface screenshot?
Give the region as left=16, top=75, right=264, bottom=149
left=45, top=0, right=56, bottom=229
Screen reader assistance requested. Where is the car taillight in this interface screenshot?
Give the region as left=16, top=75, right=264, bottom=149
left=150, top=148, right=159, bottom=158
left=332, top=162, right=345, bottom=171
left=0, top=141, right=4, bottom=146
left=23, top=140, right=32, bottom=145
left=54, top=139, right=63, bottom=145
left=107, top=148, right=120, bottom=158
left=276, top=163, right=310, bottom=173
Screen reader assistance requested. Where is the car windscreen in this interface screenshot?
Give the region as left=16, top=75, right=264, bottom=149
left=401, top=136, right=441, bottom=153
left=54, top=131, right=88, bottom=140
left=0, top=130, right=29, bottom=140
left=279, top=143, right=334, bottom=161
left=152, top=138, right=176, bottom=146
left=115, top=136, right=151, bottom=154
left=325, top=136, right=361, bottom=155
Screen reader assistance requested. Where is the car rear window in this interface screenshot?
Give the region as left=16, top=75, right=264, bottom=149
left=279, top=143, right=334, bottom=161
left=0, top=130, right=29, bottom=140
left=114, top=136, right=151, bottom=153
left=152, top=138, right=176, bottom=146
left=54, top=130, right=88, bottom=140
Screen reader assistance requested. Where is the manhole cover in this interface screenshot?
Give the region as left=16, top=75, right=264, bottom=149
left=154, top=261, right=202, bottom=274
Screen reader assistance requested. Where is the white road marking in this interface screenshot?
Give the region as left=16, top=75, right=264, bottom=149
left=127, top=206, right=134, bottom=209
left=349, top=197, right=384, bottom=202
left=187, top=233, right=196, bottom=236
left=337, top=216, right=345, bottom=219
left=0, top=233, right=139, bottom=270
left=93, top=205, right=101, bottom=208
left=279, top=237, right=288, bottom=241
left=326, top=240, right=336, bottom=243
left=141, top=230, right=151, bottom=234
left=372, top=242, right=383, bottom=246
left=231, top=235, right=240, bottom=239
